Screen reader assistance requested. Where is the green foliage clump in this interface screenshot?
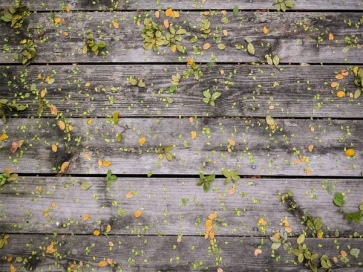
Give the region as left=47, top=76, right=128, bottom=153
left=155, top=145, right=174, bottom=161
left=83, top=33, right=107, bottom=56
left=196, top=173, right=215, bottom=192
left=0, top=0, right=30, bottom=28
left=141, top=18, right=166, bottom=51
left=106, top=170, right=118, bottom=187
left=203, top=89, right=221, bottom=106
left=18, top=39, right=37, bottom=66
left=0, top=98, right=28, bottom=123
left=0, top=171, right=18, bottom=188
left=221, top=169, right=240, bottom=185
left=275, top=0, right=295, bottom=11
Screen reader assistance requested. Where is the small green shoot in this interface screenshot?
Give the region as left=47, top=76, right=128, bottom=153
left=203, top=89, right=221, bottom=106
left=0, top=99, right=28, bottom=123
left=0, top=0, right=30, bottom=28
left=221, top=169, right=240, bottom=185
left=106, top=170, right=118, bottom=187
left=83, top=33, right=107, bottom=56
left=155, top=145, right=174, bottom=161
left=196, top=173, right=215, bottom=193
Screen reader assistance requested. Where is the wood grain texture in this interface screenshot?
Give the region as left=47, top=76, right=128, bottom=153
left=0, top=118, right=361, bottom=176
left=1, top=64, right=362, bottom=118
left=0, top=12, right=362, bottom=64
left=0, top=234, right=362, bottom=271
left=1, top=177, right=363, bottom=235
left=1, top=0, right=362, bottom=11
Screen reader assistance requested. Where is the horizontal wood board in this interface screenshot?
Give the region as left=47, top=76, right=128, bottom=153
left=1, top=0, right=363, bottom=11
left=0, top=235, right=362, bottom=271
left=0, top=12, right=362, bottom=64
left=0, top=118, right=361, bottom=176
left=1, top=64, right=362, bottom=118
left=1, top=177, right=363, bottom=235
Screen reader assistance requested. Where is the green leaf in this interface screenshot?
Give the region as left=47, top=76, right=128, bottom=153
left=182, top=198, right=189, bottom=206
left=165, top=153, right=173, bottom=161
left=169, top=85, right=177, bottom=93
left=217, top=43, right=226, bottom=50
left=265, top=55, right=273, bottom=65
left=203, top=182, right=210, bottom=192
left=281, top=2, right=287, bottom=12
left=350, top=248, right=360, bottom=258
left=91, top=44, right=98, bottom=52
left=211, top=92, right=221, bottom=100
left=298, top=253, right=304, bottom=263
left=297, top=234, right=305, bottom=244
left=98, top=41, right=107, bottom=48
left=233, top=5, right=239, bottom=15
left=245, top=37, right=253, bottom=43
left=112, top=111, right=119, bottom=124
left=205, top=174, right=215, bottom=182
left=83, top=45, right=88, bottom=54
left=333, top=192, right=345, bottom=207
left=271, top=242, right=281, bottom=250
left=273, top=55, right=279, bottom=67
left=266, top=115, right=275, bottom=126
left=147, top=170, right=153, bottom=177
left=176, top=29, right=187, bottom=35
left=223, top=177, right=231, bottom=185
left=203, top=98, right=210, bottom=104
left=354, top=89, right=361, bottom=99
left=30, top=83, right=37, bottom=91
left=247, top=43, right=255, bottom=55
left=285, top=0, right=295, bottom=8
left=196, top=180, right=204, bottom=186
left=164, top=145, right=173, bottom=153
left=138, top=80, right=145, bottom=88
left=81, top=183, right=90, bottom=190
left=203, top=89, right=211, bottom=98
left=117, top=207, right=126, bottom=217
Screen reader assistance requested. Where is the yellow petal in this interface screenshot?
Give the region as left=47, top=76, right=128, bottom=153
left=83, top=213, right=90, bottom=221
left=58, top=120, right=66, bottom=130
left=102, top=160, right=111, bottom=167
left=60, top=161, right=70, bottom=173
left=328, top=32, right=334, bottom=41
left=93, top=229, right=100, bottom=236
left=134, top=210, right=142, bottom=218
left=165, top=8, right=173, bottom=17
left=112, top=21, right=119, bottom=29
left=203, top=43, right=211, bottom=50
left=139, top=137, right=146, bottom=146
left=345, top=148, right=355, bottom=157
left=208, top=212, right=217, bottom=220
left=336, top=91, right=345, bottom=98
left=254, top=249, right=262, bottom=257
left=98, top=260, right=108, bottom=267
left=191, top=131, right=197, bottom=139
left=263, top=26, right=268, bottom=34
left=54, top=17, right=62, bottom=24
left=65, top=5, right=71, bottom=12
left=52, top=144, right=57, bottom=152
left=0, top=133, right=9, bottom=141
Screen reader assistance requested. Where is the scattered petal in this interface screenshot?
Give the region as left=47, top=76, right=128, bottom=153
left=139, top=137, right=146, bottom=146
left=98, top=260, right=108, bottom=267
left=93, top=229, right=100, bottom=236
left=46, top=244, right=56, bottom=254
left=228, top=187, right=236, bottom=195
left=102, top=160, right=112, bottom=167
left=60, top=161, right=70, bottom=173
left=134, top=210, right=142, bottom=217
left=254, top=249, right=262, bottom=257
left=112, top=21, right=119, bottom=29
left=345, top=148, right=355, bottom=157
left=84, top=213, right=90, bottom=221
left=126, top=192, right=134, bottom=198
left=52, top=144, right=57, bottom=152
left=336, top=91, right=345, bottom=98
left=308, top=144, right=314, bottom=152
left=263, top=26, right=268, bottom=34
left=331, top=82, right=338, bottom=88
left=54, top=17, right=62, bottom=24
left=335, top=74, right=344, bottom=80
left=329, top=32, right=334, bottom=40
left=208, top=212, right=217, bottom=220
left=10, top=142, right=19, bottom=153
left=58, top=120, right=66, bottom=130
left=65, top=5, right=71, bottom=12
left=0, top=133, right=9, bottom=141
left=203, top=43, right=211, bottom=50
left=191, top=131, right=197, bottom=139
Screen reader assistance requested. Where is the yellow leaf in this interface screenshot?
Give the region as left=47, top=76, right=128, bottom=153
left=93, top=229, right=100, bottom=236
left=345, top=148, right=355, bottom=157
left=85, top=82, right=91, bottom=87
left=308, top=144, right=314, bottom=152
left=172, top=11, right=180, bottom=18
left=107, top=258, right=113, bottom=265
left=331, top=82, right=338, bottom=88
left=340, top=250, right=347, bottom=257
left=58, top=120, right=66, bottom=130
left=60, top=161, right=70, bottom=173
left=112, top=21, right=119, bottom=29
left=222, top=29, right=228, bottom=36
left=154, top=11, right=160, bottom=18
left=84, top=152, right=91, bottom=160
left=65, top=5, right=71, bottom=12
left=228, top=187, right=236, bottom=195
left=191, top=131, right=197, bottom=139
left=10, top=265, right=16, bottom=272
left=109, top=241, right=114, bottom=246
left=203, top=43, right=211, bottom=50
left=335, top=73, right=344, bottom=80
left=0, top=133, right=9, bottom=141
left=163, top=19, right=169, bottom=28
left=38, top=73, right=42, bottom=79
left=106, top=224, right=111, bottom=232
left=263, top=26, right=268, bottom=34
left=285, top=226, right=292, bottom=233
left=46, top=244, right=55, bottom=254
left=50, top=105, right=58, bottom=115
left=228, top=139, right=235, bottom=146
left=68, top=125, right=73, bottom=131
left=272, top=232, right=281, bottom=240
left=209, top=230, right=215, bottom=239
left=54, top=17, right=62, bottom=24
left=63, top=31, right=69, bottom=37
left=43, top=209, right=49, bottom=217
left=258, top=217, right=267, bottom=226
left=51, top=201, right=57, bottom=208
left=208, top=212, right=217, bottom=220
left=102, top=160, right=111, bottom=167
left=205, top=219, right=213, bottom=228
left=87, top=118, right=93, bottom=125
left=353, top=66, right=359, bottom=76
left=254, top=249, right=262, bottom=257
left=98, top=260, right=108, bottom=267
left=139, top=136, right=146, bottom=146
left=83, top=213, right=90, bottom=221
left=328, top=32, right=334, bottom=41
left=336, top=91, right=345, bottom=98
left=165, top=8, right=173, bottom=17
left=126, top=191, right=134, bottom=198
left=134, top=210, right=142, bottom=218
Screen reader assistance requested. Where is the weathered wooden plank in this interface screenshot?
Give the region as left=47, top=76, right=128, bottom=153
left=0, top=12, right=362, bottom=64
left=1, top=64, right=362, bottom=118
left=1, top=0, right=362, bottom=11
left=1, top=177, right=363, bottom=236
left=0, top=234, right=362, bottom=271
left=0, top=118, right=361, bottom=176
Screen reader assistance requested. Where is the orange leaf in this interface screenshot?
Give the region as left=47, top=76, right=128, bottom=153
left=84, top=152, right=91, bottom=160
left=0, top=133, right=9, bottom=141
left=7, top=257, right=13, bottom=263
left=228, top=187, right=236, bottom=195
left=126, top=191, right=134, bottom=198
left=209, top=229, right=215, bottom=239
left=46, top=244, right=56, bottom=254
left=203, top=43, right=211, bottom=50
left=308, top=144, right=314, bottom=152
left=51, top=144, right=57, bottom=152
left=54, top=17, right=62, bottom=24
left=191, top=131, right=197, bottom=139
left=263, top=26, right=268, bottom=34
left=285, top=226, right=292, bottom=233
left=134, top=210, right=142, bottom=218
left=328, top=32, right=334, bottom=41
left=60, top=161, right=70, bottom=173
left=106, top=224, right=111, bottom=232
left=208, top=212, right=217, bottom=220
left=51, top=202, right=57, bottom=208
left=345, top=148, right=355, bottom=157
left=331, top=82, right=338, bottom=88
left=10, top=265, right=16, bottom=272
left=93, top=229, right=100, bottom=236
left=336, top=91, right=345, bottom=98
left=163, top=19, right=169, bottom=28
left=98, top=261, right=108, bottom=267
left=222, top=29, right=228, bottom=36
left=50, top=105, right=58, bottom=115
left=205, top=219, right=213, bottom=228
left=335, top=73, right=344, bottom=79
left=65, top=5, right=71, bottom=12
left=154, top=11, right=160, bottom=18
left=102, top=160, right=111, bottom=167
left=10, top=142, right=19, bottom=153
left=58, top=120, right=66, bottom=130
left=139, top=136, right=146, bottom=146
left=83, top=213, right=90, bottom=221
left=317, top=230, right=323, bottom=239
left=107, top=259, right=113, bottom=265
left=87, top=118, right=93, bottom=125
left=172, top=11, right=180, bottom=18
left=228, top=139, right=235, bottom=146
left=340, top=250, right=347, bottom=257
left=165, top=8, right=173, bottom=17
left=254, top=249, right=262, bottom=257
left=112, top=21, right=119, bottom=29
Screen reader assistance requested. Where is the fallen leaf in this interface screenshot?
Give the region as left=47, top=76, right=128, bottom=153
left=310, top=126, right=315, bottom=132
left=331, top=82, right=338, bottom=88
left=304, top=167, right=311, bottom=175
left=46, top=244, right=55, bottom=254
left=50, top=105, right=58, bottom=115
left=222, top=29, right=228, bottom=36
left=189, top=117, right=194, bottom=123
left=65, top=5, right=71, bottom=12
left=0, top=133, right=9, bottom=141
left=187, top=59, right=195, bottom=65
left=203, top=43, right=211, bottom=50
left=41, top=89, right=46, bottom=97
left=228, top=139, right=235, bottom=146
left=336, top=91, right=345, bottom=98
left=221, top=10, right=227, bottom=15
left=98, top=260, right=108, bottom=267
left=191, top=131, right=197, bottom=139
left=217, top=268, right=224, bottom=272
left=308, top=144, right=314, bottom=152
left=37, top=186, right=43, bottom=193
left=107, top=259, right=113, bottom=265
left=335, top=73, right=344, bottom=80
left=345, top=148, right=355, bottom=157
left=60, top=161, right=70, bottom=173
left=102, top=160, right=111, bottom=167
left=134, top=210, right=142, bottom=218
left=254, top=249, right=262, bottom=257
left=4, top=168, right=13, bottom=174
left=139, top=136, right=146, bottom=146
left=58, top=120, right=66, bottom=130
left=18, top=140, right=24, bottom=147
left=177, top=236, right=182, bottom=243
left=83, top=213, right=90, bottom=221
left=106, top=224, right=111, bottom=232
left=228, top=187, right=236, bottom=195
left=340, top=250, right=348, bottom=257
left=68, top=125, right=73, bottom=131
left=112, top=21, right=119, bottom=29
left=208, top=212, right=217, bottom=220
left=93, top=229, right=100, bottom=236
left=263, top=26, right=268, bottom=34
left=54, top=17, right=61, bottom=24
left=155, top=11, right=160, bottom=18
left=353, top=66, right=359, bottom=75
left=329, top=32, right=334, bottom=40
left=10, top=142, right=19, bottom=153
left=98, top=159, right=103, bottom=166
left=163, top=19, right=169, bottom=28
left=126, top=191, right=134, bottom=198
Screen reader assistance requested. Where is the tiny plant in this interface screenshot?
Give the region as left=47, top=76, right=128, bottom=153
left=0, top=99, right=27, bottom=123
left=128, top=76, right=146, bottom=88
left=203, top=89, right=221, bottom=106
left=265, top=53, right=280, bottom=68
left=196, top=173, right=215, bottom=192
left=270, top=229, right=292, bottom=252
left=83, top=33, right=107, bottom=56
left=18, top=39, right=37, bottom=66
left=353, top=66, right=363, bottom=99
left=141, top=18, right=165, bottom=51
left=155, top=145, right=174, bottom=161
left=292, top=234, right=319, bottom=272
left=0, top=171, right=18, bottom=188
left=320, top=255, right=332, bottom=271
left=333, top=191, right=363, bottom=223
left=274, top=0, right=295, bottom=11
left=106, top=170, right=118, bottom=187
left=0, top=0, right=30, bottom=28
left=221, top=169, right=240, bottom=185
left=0, top=234, right=10, bottom=249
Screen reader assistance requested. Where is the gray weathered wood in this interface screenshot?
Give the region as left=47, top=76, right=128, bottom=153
left=1, top=0, right=362, bottom=11
left=0, top=234, right=362, bottom=271
left=0, top=12, right=362, bottom=64
left=0, top=118, right=361, bottom=176
left=1, top=64, right=362, bottom=118
left=1, top=177, right=363, bottom=235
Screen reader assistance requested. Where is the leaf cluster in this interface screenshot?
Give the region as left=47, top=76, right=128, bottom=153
left=0, top=0, right=30, bottom=28
left=128, top=76, right=146, bottom=87
left=265, top=54, right=280, bottom=68
left=183, top=63, right=203, bottom=81
left=196, top=173, right=215, bottom=192
left=0, top=98, right=27, bottom=123
left=275, top=0, right=295, bottom=12
left=292, top=234, right=319, bottom=272
left=302, top=215, right=323, bottom=238
left=142, top=18, right=166, bottom=51
left=245, top=37, right=255, bottom=55
left=0, top=234, right=10, bottom=249
left=200, top=17, right=211, bottom=38
left=18, top=39, right=37, bottom=66
left=83, top=33, right=107, bottom=56
left=221, top=169, right=240, bottom=185
left=333, top=192, right=363, bottom=223
left=203, top=89, right=221, bottom=106
left=164, top=25, right=187, bottom=53
left=155, top=145, right=174, bottom=161
left=270, top=229, right=292, bottom=251
left=320, top=255, right=332, bottom=271
left=0, top=171, right=18, bottom=188
left=106, top=169, right=118, bottom=187
left=353, top=67, right=363, bottom=99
